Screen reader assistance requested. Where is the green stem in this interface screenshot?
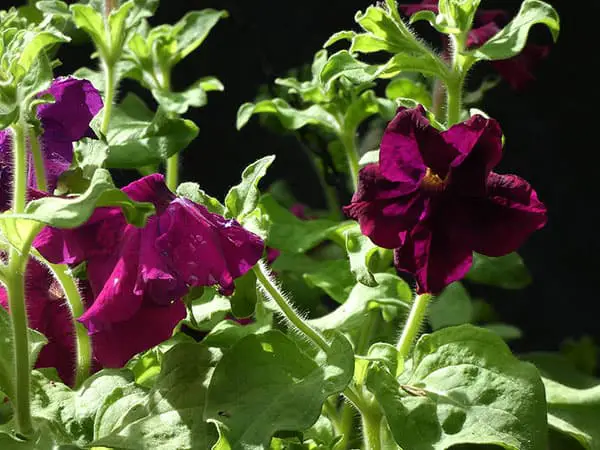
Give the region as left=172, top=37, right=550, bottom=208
left=340, top=133, right=359, bottom=193
left=29, top=130, right=47, bottom=192
left=253, top=261, right=330, bottom=352
left=396, top=293, right=433, bottom=361
left=165, top=153, right=179, bottom=192
left=46, top=262, right=91, bottom=388
left=356, top=309, right=378, bottom=356
left=11, top=124, right=27, bottom=214
left=101, top=60, right=116, bottom=136
left=446, top=34, right=466, bottom=127
left=361, top=405, right=383, bottom=450
left=333, top=402, right=355, bottom=450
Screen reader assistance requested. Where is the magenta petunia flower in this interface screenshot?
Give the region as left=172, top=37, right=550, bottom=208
left=34, top=174, right=265, bottom=367
left=0, top=260, right=94, bottom=386
left=343, top=106, right=546, bottom=294
left=0, top=77, right=103, bottom=206
left=399, top=1, right=550, bottom=90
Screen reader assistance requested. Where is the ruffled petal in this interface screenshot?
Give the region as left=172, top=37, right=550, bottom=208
left=90, top=301, right=186, bottom=368
left=344, top=163, right=427, bottom=248
left=156, top=198, right=264, bottom=295
left=444, top=115, right=503, bottom=195
left=465, top=172, right=547, bottom=256
left=381, top=107, right=459, bottom=188
left=394, top=214, right=474, bottom=294
left=466, top=21, right=502, bottom=48
left=78, top=228, right=143, bottom=333
left=37, top=77, right=103, bottom=142
left=398, top=0, right=438, bottom=16
left=122, top=173, right=174, bottom=213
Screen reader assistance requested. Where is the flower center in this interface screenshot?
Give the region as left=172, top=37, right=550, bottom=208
left=420, top=168, right=445, bottom=192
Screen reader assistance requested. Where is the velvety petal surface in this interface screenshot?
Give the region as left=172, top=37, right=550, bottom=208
left=0, top=131, right=11, bottom=211
left=156, top=198, right=265, bottom=295
left=491, top=45, right=550, bottom=90
left=37, top=77, right=103, bottom=142
left=344, top=163, right=427, bottom=248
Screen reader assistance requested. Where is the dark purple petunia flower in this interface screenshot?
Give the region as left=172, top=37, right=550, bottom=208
left=34, top=174, right=265, bottom=367
left=0, top=77, right=102, bottom=207
left=344, top=106, right=546, bottom=294
left=399, top=0, right=550, bottom=90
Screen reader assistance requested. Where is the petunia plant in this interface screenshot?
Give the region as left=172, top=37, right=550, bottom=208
left=1, top=1, right=598, bottom=450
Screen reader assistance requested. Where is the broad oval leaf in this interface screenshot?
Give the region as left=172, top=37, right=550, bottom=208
left=466, top=252, right=532, bottom=289
left=204, top=330, right=354, bottom=450
left=366, top=325, right=547, bottom=450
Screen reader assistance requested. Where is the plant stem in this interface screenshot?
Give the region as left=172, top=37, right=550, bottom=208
left=396, top=293, right=432, bottom=361
left=340, top=133, right=359, bottom=193
left=7, top=122, right=35, bottom=436
left=446, top=34, right=466, bottom=127
left=101, top=60, right=116, bottom=136
left=253, top=261, right=330, bottom=352
left=29, top=130, right=47, bottom=192
left=46, top=262, right=91, bottom=388
left=333, top=402, right=355, bottom=450
left=11, top=124, right=27, bottom=214
left=361, top=405, right=383, bottom=450
left=165, top=153, right=179, bottom=191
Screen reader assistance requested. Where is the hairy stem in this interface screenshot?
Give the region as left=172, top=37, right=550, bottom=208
left=361, top=405, right=383, bottom=450
left=253, top=261, right=330, bottom=352
left=396, top=293, right=433, bottom=361
left=29, top=130, right=47, bottom=192
left=446, top=34, right=466, bottom=127
left=46, top=262, right=91, bottom=388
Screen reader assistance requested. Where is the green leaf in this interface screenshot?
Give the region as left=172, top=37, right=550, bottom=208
left=225, top=155, right=275, bottom=220
left=229, top=270, right=258, bottom=319
left=466, top=252, right=532, bottom=289
left=428, top=282, right=473, bottom=331
left=205, top=330, right=354, bottom=449
left=561, top=336, right=598, bottom=376
left=171, top=9, right=228, bottom=65
left=260, top=194, right=338, bottom=254
left=320, top=51, right=449, bottom=91
left=237, top=99, right=341, bottom=134
left=70, top=4, right=109, bottom=57
left=72, top=138, right=108, bottom=179
left=472, top=0, right=560, bottom=61
left=6, top=168, right=155, bottom=229
left=343, top=223, right=380, bottom=287
left=359, top=149, right=379, bottom=167
left=367, top=325, right=547, bottom=450
left=482, top=323, right=523, bottom=342
left=176, top=182, right=225, bottom=215
left=105, top=94, right=199, bottom=168
left=438, top=0, right=481, bottom=35
left=344, top=90, right=395, bottom=135
left=202, top=318, right=271, bottom=350
left=30, top=368, right=144, bottom=446
left=309, top=272, right=411, bottom=333
left=17, top=30, right=68, bottom=75
left=525, top=353, right=600, bottom=450
left=303, top=259, right=356, bottom=304
left=385, top=77, right=432, bottom=108
left=0, top=308, right=47, bottom=401
left=107, top=1, right=134, bottom=55
left=93, top=343, right=222, bottom=449
left=152, top=76, right=222, bottom=114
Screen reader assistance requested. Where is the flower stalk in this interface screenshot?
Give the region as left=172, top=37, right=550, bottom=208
left=100, top=60, right=116, bottom=136
left=340, top=133, right=359, bottom=193
left=396, top=293, right=432, bottom=362
left=46, top=262, right=91, bottom=388
left=254, top=260, right=330, bottom=352
left=29, top=130, right=48, bottom=192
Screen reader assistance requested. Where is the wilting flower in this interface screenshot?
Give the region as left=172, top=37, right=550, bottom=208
left=0, top=77, right=103, bottom=207
left=0, top=260, right=91, bottom=385
left=399, top=1, right=550, bottom=90
left=344, top=106, right=546, bottom=294
left=34, top=174, right=264, bottom=367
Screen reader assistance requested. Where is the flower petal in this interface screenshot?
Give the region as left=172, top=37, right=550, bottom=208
left=398, top=0, right=438, bottom=16
left=90, top=301, right=186, bottom=368
left=381, top=107, right=459, bottom=189
left=37, top=77, right=103, bottom=142
left=491, top=45, right=550, bottom=90
left=444, top=114, right=503, bottom=195
left=466, top=21, right=502, bottom=48
left=465, top=172, right=547, bottom=256
left=344, top=163, right=427, bottom=248
left=122, top=173, right=175, bottom=213
left=156, top=198, right=264, bottom=295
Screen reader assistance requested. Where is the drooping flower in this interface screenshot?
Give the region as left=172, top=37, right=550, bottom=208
left=344, top=106, right=546, bottom=294
left=0, top=77, right=103, bottom=207
left=399, top=1, right=550, bottom=90
left=34, top=174, right=265, bottom=367
left=0, top=260, right=93, bottom=386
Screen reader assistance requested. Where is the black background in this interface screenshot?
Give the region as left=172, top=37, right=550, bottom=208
left=56, top=0, right=598, bottom=353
